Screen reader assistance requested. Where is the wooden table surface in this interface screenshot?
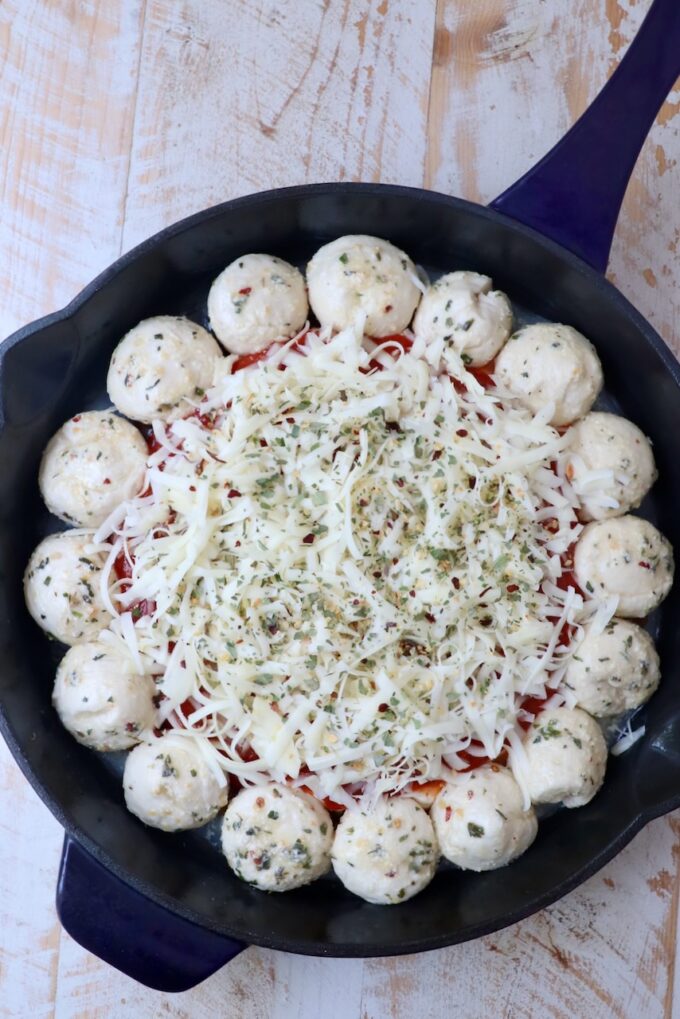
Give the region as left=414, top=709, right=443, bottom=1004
left=0, top=2, right=679, bottom=1016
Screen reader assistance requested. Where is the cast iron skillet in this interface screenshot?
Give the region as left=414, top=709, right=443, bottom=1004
left=1, top=0, right=679, bottom=992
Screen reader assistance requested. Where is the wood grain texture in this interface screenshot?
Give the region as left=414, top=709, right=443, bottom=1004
left=0, top=0, right=146, bottom=338
left=1, top=1, right=679, bottom=1016
left=121, top=0, right=437, bottom=250
left=426, top=0, right=680, bottom=354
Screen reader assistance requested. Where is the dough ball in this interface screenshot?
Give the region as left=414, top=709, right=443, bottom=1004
left=307, top=235, right=420, bottom=337
left=221, top=783, right=333, bottom=891
left=413, top=271, right=512, bottom=366
left=495, top=323, right=603, bottom=426
left=431, top=765, right=537, bottom=871
left=53, top=641, right=157, bottom=751
left=522, top=707, right=607, bottom=808
left=566, top=412, right=656, bottom=521
left=107, top=316, right=221, bottom=423
left=124, top=735, right=229, bottom=831
left=39, top=411, right=147, bottom=527
left=565, top=619, right=660, bottom=716
left=208, top=254, right=308, bottom=355
left=24, top=532, right=112, bottom=645
left=574, top=516, right=674, bottom=617
left=331, top=796, right=438, bottom=904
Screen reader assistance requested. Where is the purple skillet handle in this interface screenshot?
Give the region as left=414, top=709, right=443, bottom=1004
left=57, top=837, right=245, bottom=992
left=491, top=0, right=680, bottom=273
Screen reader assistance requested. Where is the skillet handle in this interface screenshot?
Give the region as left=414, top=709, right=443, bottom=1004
left=56, top=836, right=245, bottom=992
left=490, top=0, right=680, bottom=272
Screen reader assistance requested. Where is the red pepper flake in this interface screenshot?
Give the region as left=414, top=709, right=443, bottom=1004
left=72, top=415, right=81, bottom=422
left=378, top=703, right=389, bottom=713
left=424, top=612, right=436, bottom=624
left=256, top=796, right=265, bottom=808
left=638, top=560, right=651, bottom=569
left=432, top=450, right=443, bottom=461
left=302, top=533, right=315, bottom=545
left=506, top=583, right=519, bottom=593
left=259, top=438, right=268, bottom=447
left=456, top=428, right=468, bottom=438
left=452, top=577, right=461, bottom=590
left=227, top=488, right=241, bottom=497
left=238, top=286, right=252, bottom=295
left=444, top=805, right=452, bottom=822
left=409, top=589, right=416, bottom=597
left=395, top=478, right=405, bottom=488
left=189, top=485, right=196, bottom=492
left=102, top=477, right=111, bottom=485
left=384, top=304, right=393, bottom=313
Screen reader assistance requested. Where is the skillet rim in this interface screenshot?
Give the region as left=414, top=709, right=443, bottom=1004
left=1, top=180, right=680, bottom=956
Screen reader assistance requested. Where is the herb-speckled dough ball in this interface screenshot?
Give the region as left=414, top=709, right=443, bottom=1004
left=124, top=735, right=229, bottom=831
left=566, top=411, right=657, bottom=521
left=574, top=516, right=674, bottom=617
left=221, top=783, right=333, bottom=891
left=39, top=411, right=147, bottom=527
left=107, top=316, right=222, bottom=424
left=565, top=619, right=660, bottom=717
left=431, top=765, right=537, bottom=871
left=208, top=254, right=308, bottom=355
left=331, top=796, right=439, bottom=904
left=495, top=323, right=603, bottom=426
left=413, top=271, right=512, bottom=367
left=24, top=532, right=112, bottom=645
left=522, top=707, right=607, bottom=808
left=53, top=641, right=157, bottom=751
left=306, top=235, right=421, bottom=337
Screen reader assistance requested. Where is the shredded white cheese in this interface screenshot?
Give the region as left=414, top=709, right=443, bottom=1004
left=101, top=325, right=605, bottom=803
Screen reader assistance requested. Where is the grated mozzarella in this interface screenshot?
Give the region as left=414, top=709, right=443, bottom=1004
left=103, top=326, right=606, bottom=802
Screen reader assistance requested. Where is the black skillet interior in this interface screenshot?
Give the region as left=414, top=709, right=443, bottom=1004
left=1, top=184, right=680, bottom=956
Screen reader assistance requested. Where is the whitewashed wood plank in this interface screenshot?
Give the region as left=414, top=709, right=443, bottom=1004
left=0, top=2, right=145, bottom=1015
left=54, top=940, right=367, bottom=1019
left=426, top=0, right=680, bottom=356
left=120, top=0, right=437, bottom=250
left=0, top=0, right=145, bottom=339
left=0, top=739, right=64, bottom=1019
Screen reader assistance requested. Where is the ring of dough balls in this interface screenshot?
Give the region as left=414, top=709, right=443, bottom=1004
left=53, top=641, right=157, bottom=751
left=430, top=765, right=538, bottom=871
left=24, top=533, right=112, bottom=645
left=221, top=783, right=333, bottom=891
left=413, top=271, right=512, bottom=367
left=306, top=235, right=421, bottom=337
left=495, top=323, right=603, bottom=426
left=574, top=515, right=674, bottom=617
left=566, top=412, right=656, bottom=521
left=39, top=411, right=147, bottom=527
left=208, top=254, right=308, bottom=355
left=124, top=735, right=229, bottom=831
left=107, top=316, right=222, bottom=424
left=331, top=796, right=438, bottom=905
left=521, top=707, right=607, bottom=808
left=565, top=619, right=660, bottom=717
